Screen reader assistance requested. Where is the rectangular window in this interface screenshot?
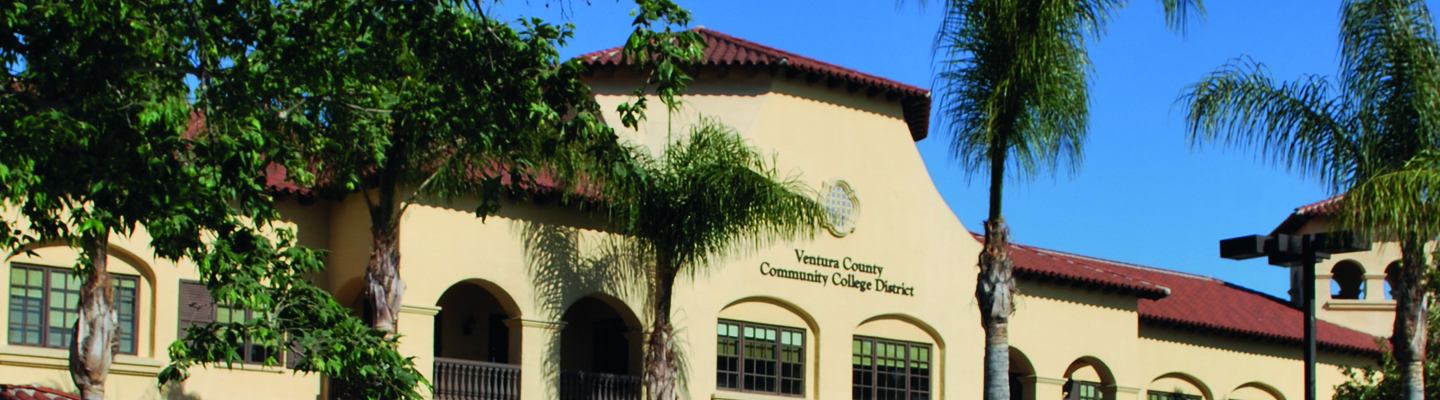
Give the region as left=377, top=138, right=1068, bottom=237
left=1148, top=392, right=1200, bottom=400
left=178, top=280, right=281, bottom=365
left=7, top=264, right=139, bottom=354
left=852, top=337, right=930, bottom=400
left=716, top=320, right=805, bottom=396
left=1067, top=381, right=1103, bottom=400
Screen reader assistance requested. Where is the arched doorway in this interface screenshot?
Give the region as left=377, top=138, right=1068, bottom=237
left=433, top=280, right=521, bottom=400
left=559, top=294, right=642, bottom=400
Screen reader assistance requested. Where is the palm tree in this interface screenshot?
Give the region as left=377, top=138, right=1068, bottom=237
left=930, top=0, right=1200, bottom=399
left=1180, top=1, right=1440, bottom=398
left=614, top=119, right=826, bottom=400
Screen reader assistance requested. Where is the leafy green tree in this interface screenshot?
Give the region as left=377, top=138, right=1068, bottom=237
left=159, top=227, right=428, bottom=400
left=2, top=1, right=429, bottom=397
left=928, top=0, right=1200, bottom=399
left=613, top=119, right=825, bottom=400
left=0, top=2, right=241, bottom=398
left=1180, top=1, right=1440, bottom=397
left=196, top=0, right=702, bottom=337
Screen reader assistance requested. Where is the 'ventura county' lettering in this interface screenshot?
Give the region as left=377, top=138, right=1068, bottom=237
left=793, top=249, right=885, bottom=277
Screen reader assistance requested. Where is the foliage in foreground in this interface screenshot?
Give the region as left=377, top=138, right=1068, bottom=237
left=929, top=0, right=1202, bottom=399
left=614, top=119, right=826, bottom=400
left=159, top=227, right=426, bottom=400
left=1181, top=1, right=1440, bottom=397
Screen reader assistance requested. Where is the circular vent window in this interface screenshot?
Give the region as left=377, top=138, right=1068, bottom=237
left=822, top=179, right=860, bottom=237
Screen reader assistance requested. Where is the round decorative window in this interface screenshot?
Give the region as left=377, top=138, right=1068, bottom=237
left=822, top=179, right=860, bottom=237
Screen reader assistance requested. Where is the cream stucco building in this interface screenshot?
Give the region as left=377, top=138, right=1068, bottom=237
left=1, top=29, right=1393, bottom=400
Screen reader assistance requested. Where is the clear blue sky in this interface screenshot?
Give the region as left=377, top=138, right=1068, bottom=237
left=491, top=0, right=1436, bottom=299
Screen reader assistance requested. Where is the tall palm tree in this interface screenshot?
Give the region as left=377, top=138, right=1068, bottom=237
left=1181, top=1, right=1440, bottom=398
left=931, top=1, right=1200, bottom=399
left=615, top=119, right=825, bottom=400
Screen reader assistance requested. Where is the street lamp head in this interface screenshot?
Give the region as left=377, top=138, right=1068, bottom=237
left=1311, top=231, right=1372, bottom=254
left=1220, top=235, right=1269, bottom=260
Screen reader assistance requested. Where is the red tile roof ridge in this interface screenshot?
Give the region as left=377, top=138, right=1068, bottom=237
left=575, top=27, right=932, bottom=141
left=688, top=27, right=928, bottom=94
left=1016, top=243, right=1173, bottom=295
left=1296, top=196, right=1344, bottom=215
left=1026, top=246, right=1221, bottom=283
left=1272, top=195, right=1344, bottom=235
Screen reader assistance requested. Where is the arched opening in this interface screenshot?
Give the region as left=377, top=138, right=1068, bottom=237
left=1147, top=373, right=1211, bottom=400
left=853, top=315, right=943, bottom=400
left=435, top=280, right=520, bottom=363
left=1009, top=347, right=1036, bottom=400
left=1229, top=382, right=1284, bottom=400
left=1063, top=357, right=1115, bottom=400
left=432, top=280, right=522, bottom=400
left=1385, top=261, right=1400, bottom=300
left=559, top=294, right=642, bottom=400
left=1330, top=261, right=1365, bottom=299
left=717, top=297, right=818, bottom=397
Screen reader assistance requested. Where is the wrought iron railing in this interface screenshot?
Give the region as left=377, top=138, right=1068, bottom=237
left=434, top=358, right=521, bottom=400
left=559, top=370, right=642, bottom=400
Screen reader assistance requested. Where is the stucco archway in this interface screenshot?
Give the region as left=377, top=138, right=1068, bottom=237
left=1010, top=347, right=1037, bottom=400
left=434, top=279, right=522, bottom=363
left=1229, top=382, right=1284, bottom=400
left=1062, top=356, right=1115, bottom=400
left=1148, top=372, right=1212, bottom=400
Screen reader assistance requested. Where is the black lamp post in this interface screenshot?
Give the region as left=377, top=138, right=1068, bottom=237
left=1219, top=232, right=1371, bottom=400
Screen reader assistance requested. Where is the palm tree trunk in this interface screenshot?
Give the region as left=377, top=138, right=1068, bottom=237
left=1393, top=233, right=1429, bottom=400
left=977, top=158, right=1014, bottom=400
left=70, top=228, right=116, bottom=400
left=646, top=258, right=678, bottom=400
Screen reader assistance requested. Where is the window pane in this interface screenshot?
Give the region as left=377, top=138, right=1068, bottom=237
left=721, top=321, right=801, bottom=396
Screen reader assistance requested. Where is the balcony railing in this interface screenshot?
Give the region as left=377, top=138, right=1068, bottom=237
left=434, top=358, right=521, bottom=400
left=559, top=370, right=642, bottom=400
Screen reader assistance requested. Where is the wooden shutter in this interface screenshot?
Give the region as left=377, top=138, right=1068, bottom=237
left=177, top=280, right=216, bottom=339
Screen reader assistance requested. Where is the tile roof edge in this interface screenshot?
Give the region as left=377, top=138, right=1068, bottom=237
left=1027, top=246, right=1221, bottom=283
left=1138, top=314, right=1386, bottom=356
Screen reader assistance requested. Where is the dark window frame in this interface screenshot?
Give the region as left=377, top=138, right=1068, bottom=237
left=716, top=319, right=806, bottom=397
left=177, top=279, right=282, bottom=366
left=1147, top=391, right=1201, bottom=400
left=851, top=336, right=932, bottom=400
left=1065, top=380, right=1104, bottom=400
left=7, top=263, right=140, bottom=355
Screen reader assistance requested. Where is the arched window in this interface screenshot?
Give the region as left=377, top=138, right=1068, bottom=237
left=717, top=298, right=817, bottom=397
left=1330, top=261, right=1366, bottom=299
left=853, top=316, right=942, bottom=400
left=1063, top=358, right=1115, bottom=400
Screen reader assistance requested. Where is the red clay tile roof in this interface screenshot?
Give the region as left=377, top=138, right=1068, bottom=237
left=1272, top=196, right=1343, bottom=235
left=1005, top=240, right=1172, bottom=300
left=575, top=27, right=932, bottom=142
left=0, top=385, right=80, bottom=400
left=987, top=233, right=1386, bottom=356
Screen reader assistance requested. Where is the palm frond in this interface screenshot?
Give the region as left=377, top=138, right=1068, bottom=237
left=1340, top=0, right=1440, bottom=179
left=932, top=0, right=1114, bottom=182
left=1179, top=57, right=1359, bottom=190
left=625, top=118, right=826, bottom=278
left=1159, top=0, right=1206, bottom=33
left=1337, top=149, right=1440, bottom=240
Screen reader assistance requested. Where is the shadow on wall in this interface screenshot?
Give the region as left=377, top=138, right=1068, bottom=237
left=161, top=381, right=203, bottom=400
left=516, top=221, right=671, bottom=398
